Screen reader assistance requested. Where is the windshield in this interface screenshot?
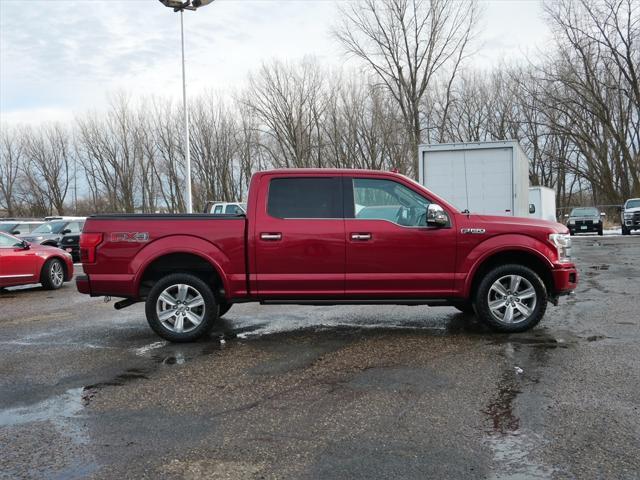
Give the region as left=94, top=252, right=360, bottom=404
left=625, top=199, right=640, bottom=209
left=0, top=232, right=23, bottom=247
left=32, top=221, right=66, bottom=234
left=0, top=223, right=17, bottom=232
left=570, top=207, right=598, bottom=217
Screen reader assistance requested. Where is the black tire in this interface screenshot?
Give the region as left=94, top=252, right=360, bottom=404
left=41, top=258, right=65, bottom=290
left=598, top=226, right=604, bottom=236
left=145, top=273, right=217, bottom=342
left=218, top=302, right=232, bottom=317
left=475, top=264, right=547, bottom=333
left=622, top=225, right=630, bottom=235
left=453, top=302, right=475, bottom=315
left=569, top=230, right=575, bottom=236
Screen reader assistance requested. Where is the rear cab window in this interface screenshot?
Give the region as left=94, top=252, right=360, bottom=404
left=267, top=177, right=342, bottom=219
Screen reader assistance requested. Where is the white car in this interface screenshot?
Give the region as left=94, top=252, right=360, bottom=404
left=205, top=202, right=246, bottom=215
left=621, top=198, right=640, bottom=235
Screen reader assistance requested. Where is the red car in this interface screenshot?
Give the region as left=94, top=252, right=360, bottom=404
left=0, top=232, right=74, bottom=290
left=77, top=169, right=577, bottom=342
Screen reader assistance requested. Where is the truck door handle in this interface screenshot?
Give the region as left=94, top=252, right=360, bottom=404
left=260, top=232, right=282, bottom=241
left=351, top=233, right=371, bottom=241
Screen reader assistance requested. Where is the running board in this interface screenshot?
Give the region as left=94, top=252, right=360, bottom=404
left=259, top=299, right=454, bottom=307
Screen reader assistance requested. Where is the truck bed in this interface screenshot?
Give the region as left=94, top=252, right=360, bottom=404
left=80, top=214, right=248, bottom=299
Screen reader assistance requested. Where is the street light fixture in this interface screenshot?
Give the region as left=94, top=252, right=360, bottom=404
left=158, top=0, right=215, bottom=213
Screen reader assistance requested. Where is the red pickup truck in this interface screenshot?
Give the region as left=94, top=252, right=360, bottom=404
left=77, top=169, right=577, bottom=342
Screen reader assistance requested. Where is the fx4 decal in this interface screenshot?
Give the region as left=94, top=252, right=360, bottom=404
left=461, top=228, right=486, bottom=234
left=111, top=232, right=150, bottom=243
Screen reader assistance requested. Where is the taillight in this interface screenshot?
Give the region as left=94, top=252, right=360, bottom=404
left=80, top=233, right=103, bottom=263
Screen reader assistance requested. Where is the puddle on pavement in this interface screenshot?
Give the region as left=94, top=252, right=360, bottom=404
left=0, top=387, right=84, bottom=428
left=484, top=372, right=521, bottom=435
left=82, top=368, right=151, bottom=405
left=483, top=359, right=556, bottom=479
left=487, top=331, right=577, bottom=351
left=0, top=388, right=99, bottom=478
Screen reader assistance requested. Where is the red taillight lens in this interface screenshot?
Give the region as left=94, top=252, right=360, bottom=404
left=80, top=233, right=103, bottom=263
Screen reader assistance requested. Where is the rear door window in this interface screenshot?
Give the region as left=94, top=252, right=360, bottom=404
left=267, top=177, right=342, bottom=219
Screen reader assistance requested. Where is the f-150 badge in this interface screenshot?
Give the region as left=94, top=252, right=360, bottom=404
left=111, top=232, right=150, bottom=242
left=461, top=228, right=486, bottom=234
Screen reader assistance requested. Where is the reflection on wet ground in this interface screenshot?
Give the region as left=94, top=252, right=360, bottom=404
left=482, top=338, right=557, bottom=479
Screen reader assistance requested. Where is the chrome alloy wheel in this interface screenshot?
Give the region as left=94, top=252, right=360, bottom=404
left=50, top=261, right=64, bottom=288
left=156, top=284, right=205, bottom=333
left=487, top=274, right=537, bottom=325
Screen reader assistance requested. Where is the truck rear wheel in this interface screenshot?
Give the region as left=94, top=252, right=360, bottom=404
left=475, top=264, right=547, bottom=333
left=145, top=273, right=217, bottom=342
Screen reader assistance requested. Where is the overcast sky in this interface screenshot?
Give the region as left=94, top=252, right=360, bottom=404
left=0, top=0, right=552, bottom=125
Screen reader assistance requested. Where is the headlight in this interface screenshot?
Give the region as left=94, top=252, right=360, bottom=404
left=549, top=233, right=572, bottom=263
left=624, top=213, right=633, bottom=218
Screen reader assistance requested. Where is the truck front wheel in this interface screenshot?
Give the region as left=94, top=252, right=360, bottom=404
left=475, top=264, right=547, bottom=333
left=145, top=273, right=217, bottom=342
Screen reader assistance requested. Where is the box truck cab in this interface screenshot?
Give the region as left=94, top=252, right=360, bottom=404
left=529, top=186, right=557, bottom=222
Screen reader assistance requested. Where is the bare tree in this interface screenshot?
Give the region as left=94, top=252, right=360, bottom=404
left=0, top=125, right=22, bottom=216
left=21, top=123, right=71, bottom=215
left=242, top=59, right=327, bottom=169
left=542, top=0, right=639, bottom=202
left=335, top=0, right=478, bottom=176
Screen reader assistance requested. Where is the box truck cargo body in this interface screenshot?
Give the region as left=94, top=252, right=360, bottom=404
left=528, top=186, right=557, bottom=222
left=418, top=141, right=530, bottom=217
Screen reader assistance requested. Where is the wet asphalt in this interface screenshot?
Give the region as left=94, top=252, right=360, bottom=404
left=0, top=235, right=639, bottom=479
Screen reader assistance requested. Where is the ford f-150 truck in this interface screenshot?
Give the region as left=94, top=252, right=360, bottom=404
left=76, top=169, right=577, bottom=342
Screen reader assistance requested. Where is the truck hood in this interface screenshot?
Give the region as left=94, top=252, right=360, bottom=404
left=624, top=207, right=640, bottom=214
left=469, top=214, right=568, bottom=234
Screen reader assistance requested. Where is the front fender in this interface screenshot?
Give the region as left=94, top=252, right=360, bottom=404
left=132, top=235, right=231, bottom=297
left=460, top=234, right=555, bottom=297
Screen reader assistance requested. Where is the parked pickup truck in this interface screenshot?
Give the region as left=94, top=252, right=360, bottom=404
left=76, top=169, right=578, bottom=342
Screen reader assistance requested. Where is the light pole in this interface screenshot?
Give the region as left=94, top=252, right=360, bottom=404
left=159, top=0, right=215, bottom=213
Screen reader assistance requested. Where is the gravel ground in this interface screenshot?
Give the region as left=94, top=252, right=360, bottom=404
left=0, top=235, right=639, bottom=479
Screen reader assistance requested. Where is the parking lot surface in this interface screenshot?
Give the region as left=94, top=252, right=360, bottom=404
left=1, top=235, right=639, bottom=479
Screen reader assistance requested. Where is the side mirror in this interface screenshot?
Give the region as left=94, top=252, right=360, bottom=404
left=61, top=229, right=71, bottom=235
left=529, top=204, right=536, bottom=214
left=617, top=206, right=623, bottom=212
left=22, top=241, right=30, bottom=250
left=426, top=204, right=448, bottom=227
left=11, top=230, right=20, bottom=235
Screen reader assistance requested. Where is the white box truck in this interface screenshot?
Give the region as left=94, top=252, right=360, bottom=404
left=528, top=186, right=557, bottom=222
left=418, top=141, right=530, bottom=217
